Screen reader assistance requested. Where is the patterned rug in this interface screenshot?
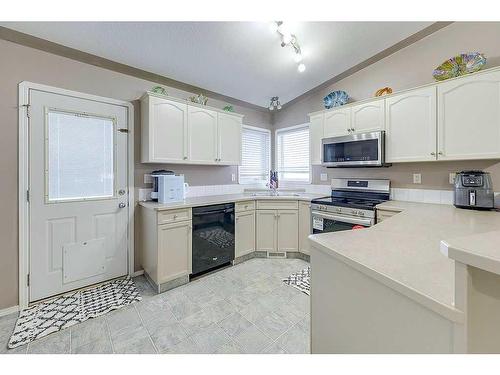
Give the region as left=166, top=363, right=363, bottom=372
left=283, top=267, right=310, bottom=295
left=8, top=276, right=141, bottom=349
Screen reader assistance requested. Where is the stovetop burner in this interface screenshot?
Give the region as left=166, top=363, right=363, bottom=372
left=311, top=196, right=385, bottom=210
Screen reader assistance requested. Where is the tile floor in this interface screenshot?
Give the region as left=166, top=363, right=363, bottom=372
left=0, top=258, right=310, bottom=354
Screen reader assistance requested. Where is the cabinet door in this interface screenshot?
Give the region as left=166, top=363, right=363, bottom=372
left=324, top=108, right=350, bottom=138
left=351, top=99, right=385, bottom=133
left=144, top=96, right=188, bottom=163
left=298, top=202, right=311, bottom=255
left=309, top=113, right=324, bottom=165
left=277, top=210, right=298, bottom=252
left=438, top=70, right=500, bottom=160
left=157, top=221, right=192, bottom=284
left=188, top=106, right=218, bottom=164
left=218, top=113, right=242, bottom=165
left=256, top=210, right=276, bottom=252
left=385, top=86, right=437, bottom=162
left=235, top=210, right=255, bottom=258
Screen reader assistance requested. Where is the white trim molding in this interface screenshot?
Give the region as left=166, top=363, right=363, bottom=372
left=18, top=81, right=135, bottom=309
left=0, top=305, right=19, bottom=318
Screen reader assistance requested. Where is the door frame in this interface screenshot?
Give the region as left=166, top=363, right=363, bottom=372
left=18, top=81, right=135, bottom=309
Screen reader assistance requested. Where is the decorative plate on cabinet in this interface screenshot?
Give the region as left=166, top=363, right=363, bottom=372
left=323, top=91, right=349, bottom=109
left=432, top=52, right=487, bottom=81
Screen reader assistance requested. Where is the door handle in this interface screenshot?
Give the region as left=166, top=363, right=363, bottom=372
left=119, top=203, right=126, bottom=209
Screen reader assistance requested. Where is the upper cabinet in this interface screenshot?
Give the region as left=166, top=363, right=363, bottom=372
left=385, top=86, right=437, bottom=163
left=350, top=99, right=385, bottom=133
left=309, top=113, right=324, bottom=165
left=324, top=107, right=350, bottom=138
left=188, top=106, right=218, bottom=164
left=218, top=112, right=242, bottom=165
left=437, top=70, right=500, bottom=161
left=141, top=92, right=243, bottom=165
left=141, top=95, right=188, bottom=163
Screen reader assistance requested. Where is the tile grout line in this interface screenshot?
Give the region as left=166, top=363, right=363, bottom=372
left=104, top=315, right=116, bottom=354
left=133, top=303, right=159, bottom=354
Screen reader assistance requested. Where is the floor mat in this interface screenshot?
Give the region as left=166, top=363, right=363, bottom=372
left=282, top=267, right=310, bottom=296
left=8, top=276, right=141, bottom=349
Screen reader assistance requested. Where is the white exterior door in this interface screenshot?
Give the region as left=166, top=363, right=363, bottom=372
left=29, top=89, right=129, bottom=302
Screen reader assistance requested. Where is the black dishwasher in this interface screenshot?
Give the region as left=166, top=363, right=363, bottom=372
left=192, top=203, right=235, bottom=276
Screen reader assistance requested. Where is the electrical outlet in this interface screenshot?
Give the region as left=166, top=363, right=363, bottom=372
left=413, top=173, right=422, bottom=184
left=320, top=173, right=328, bottom=181
left=144, top=173, right=153, bottom=184
left=231, top=173, right=236, bottom=182
left=449, top=172, right=457, bottom=184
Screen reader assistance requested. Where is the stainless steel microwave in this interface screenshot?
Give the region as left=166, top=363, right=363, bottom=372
left=321, top=131, right=386, bottom=167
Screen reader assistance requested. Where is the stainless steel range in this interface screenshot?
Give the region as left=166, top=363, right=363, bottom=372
left=311, top=178, right=390, bottom=234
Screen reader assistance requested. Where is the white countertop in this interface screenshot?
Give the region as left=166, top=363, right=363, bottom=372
left=139, top=193, right=323, bottom=211
left=309, top=200, right=500, bottom=321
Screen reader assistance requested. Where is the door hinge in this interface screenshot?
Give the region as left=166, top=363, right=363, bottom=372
left=27, top=274, right=30, bottom=287
left=26, top=190, right=30, bottom=202
left=21, top=104, right=31, bottom=118
left=118, top=128, right=129, bottom=133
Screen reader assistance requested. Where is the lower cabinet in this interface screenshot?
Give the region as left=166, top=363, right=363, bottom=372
left=140, top=206, right=192, bottom=292
left=298, top=201, right=312, bottom=255
left=235, top=210, right=255, bottom=258
left=256, top=206, right=298, bottom=253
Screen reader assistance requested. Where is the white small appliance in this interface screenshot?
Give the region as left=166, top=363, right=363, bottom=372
left=157, top=175, right=188, bottom=203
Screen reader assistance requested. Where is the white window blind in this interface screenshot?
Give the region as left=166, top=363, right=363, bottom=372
left=239, top=126, right=271, bottom=184
left=276, top=124, right=310, bottom=183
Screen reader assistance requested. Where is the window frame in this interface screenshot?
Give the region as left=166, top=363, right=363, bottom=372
left=238, top=124, right=271, bottom=185
left=274, top=123, right=311, bottom=185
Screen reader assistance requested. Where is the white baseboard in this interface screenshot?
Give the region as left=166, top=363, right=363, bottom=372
left=131, top=270, right=144, bottom=277
left=0, top=305, right=19, bottom=317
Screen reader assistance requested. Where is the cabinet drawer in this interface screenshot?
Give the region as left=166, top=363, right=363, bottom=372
left=235, top=200, right=255, bottom=212
left=256, top=200, right=298, bottom=210
left=157, top=208, right=192, bottom=224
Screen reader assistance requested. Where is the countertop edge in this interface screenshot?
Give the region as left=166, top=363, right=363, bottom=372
left=309, top=236, right=464, bottom=323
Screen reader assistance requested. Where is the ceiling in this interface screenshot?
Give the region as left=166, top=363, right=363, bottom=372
left=1, top=22, right=433, bottom=107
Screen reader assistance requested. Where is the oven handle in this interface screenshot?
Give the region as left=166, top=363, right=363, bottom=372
left=311, top=211, right=373, bottom=226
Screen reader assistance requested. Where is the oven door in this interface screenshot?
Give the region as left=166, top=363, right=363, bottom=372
left=322, top=131, right=384, bottom=167
left=311, top=211, right=373, bottom=234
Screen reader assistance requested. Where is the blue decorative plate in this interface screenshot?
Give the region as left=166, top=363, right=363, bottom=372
left=323, top=91, right=349, bottom=109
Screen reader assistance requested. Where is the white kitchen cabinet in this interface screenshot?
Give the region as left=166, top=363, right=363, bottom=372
left=217, top=112, right=242, bottom=165
left=188, top=106, right=218, bottom=164
left=298, top=201, right=312, bottom=255
left=141, top=95, right=188, bottom=163
left=324, top=107, right=350, bottom=138
left=351, top=99, right=385, bottom=133
left=276, top=210, right=298, bottom=252
left=309, top=113, right=324, bottom=165
left=256, top=210, right=276, bottom=253
left=158, top=221, right=192, bottom=284
left=437, top=70, right=500, bottom=160
left=235, top=210, right=255, bottom=258
left=140, top=206, right=192, bottom=292
left=385, top=86, right=437, bottom=162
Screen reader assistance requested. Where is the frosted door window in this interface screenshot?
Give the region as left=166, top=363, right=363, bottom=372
left=47, top=111, right=115, bottom=201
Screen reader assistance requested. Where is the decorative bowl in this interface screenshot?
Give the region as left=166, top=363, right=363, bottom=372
left=151, top=86, right=167, bottom=95
left=374, top=87, right=393, bottom=97
left=323, top=90, right=349, bottom=109
left=223, top=105, right=234, bottom=112
left=189, top=93, right=208, bottom=105
left=432, top=52, right=487, bottom=81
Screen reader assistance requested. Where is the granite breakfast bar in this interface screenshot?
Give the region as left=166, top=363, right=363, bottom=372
left=308, top=201, right=500, bottom=353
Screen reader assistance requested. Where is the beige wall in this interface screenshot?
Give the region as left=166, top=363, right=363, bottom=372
left=0, top=39, right=271, bottom=310
left=273, top=22, right=500, bottom=190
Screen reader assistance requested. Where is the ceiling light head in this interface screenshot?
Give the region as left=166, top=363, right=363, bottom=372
left=269, top=96, right=281, bottom=111
left=298, top=63, right=306, bottom=73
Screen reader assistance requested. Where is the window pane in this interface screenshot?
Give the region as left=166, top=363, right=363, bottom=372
left=239, top=126, right=270, bottom=184
left=276, top=125, right=310, bottom=183
left=47, top=111, right=115, bottom=201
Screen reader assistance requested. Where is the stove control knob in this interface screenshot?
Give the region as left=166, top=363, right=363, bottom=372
left=359, top=211, right=365, bottom=217
left=336, top=207, right=341, bottom=212
left=352, top=210, right=358, bottom=215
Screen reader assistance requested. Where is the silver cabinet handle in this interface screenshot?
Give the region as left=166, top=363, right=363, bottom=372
left=183, top=156, right=188, bottom=160
left=438, top=151, right=443, bottom=155
left=351, top=127, right=355, bottom=132
left=119, top=203, right=126, bottom=208
left=430, top=152, right=436, bottom=156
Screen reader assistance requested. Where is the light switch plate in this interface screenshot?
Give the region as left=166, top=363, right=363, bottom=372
left=449, top=172, right=457, bottom=184
left=413, top=173, right=422, bottom=184
left=231, top=173, right=236, bottom=182
left=144, top=174, right=153, bottom=184
left=320, top=173, right=328, bottom=181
